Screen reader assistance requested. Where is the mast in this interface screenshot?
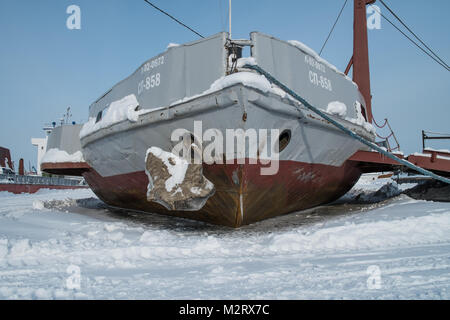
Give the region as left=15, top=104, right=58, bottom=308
left=229, top=0, right=232, bottom=38
left=349, top=0, right=376, bottom=123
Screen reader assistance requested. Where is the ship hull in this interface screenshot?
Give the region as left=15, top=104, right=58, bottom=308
left=83, top=160, right=361, bottom=227
left=80, top=84, right=374, bottom=227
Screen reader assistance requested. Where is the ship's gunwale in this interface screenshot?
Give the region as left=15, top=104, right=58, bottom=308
left=80, top=83, right=375, bottom=149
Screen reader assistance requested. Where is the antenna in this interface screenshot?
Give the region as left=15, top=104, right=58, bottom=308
left=228, top=0, right=232, bottom=38
left=62, top=106, right=72, bottom=125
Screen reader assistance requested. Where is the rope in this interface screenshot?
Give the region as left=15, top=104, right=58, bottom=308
left=319, top=0, right=348, bottom=56
left=379, top=0, right=449, bottom=70
left=370, top=5, right=449, bottom=72
left=243, top=64, right=450, bottom=184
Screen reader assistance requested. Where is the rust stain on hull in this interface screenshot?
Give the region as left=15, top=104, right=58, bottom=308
left=83, top=159, right=361, bottom=228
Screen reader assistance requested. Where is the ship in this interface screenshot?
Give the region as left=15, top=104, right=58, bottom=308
left=0, top=144, right=87, bottom=194
left=69, top=1, right=382, bottom=227
left=0, top=109, right=88, bottom=194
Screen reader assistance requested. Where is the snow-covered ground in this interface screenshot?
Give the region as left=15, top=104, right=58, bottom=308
left=0, top=174, right=449, bottom=299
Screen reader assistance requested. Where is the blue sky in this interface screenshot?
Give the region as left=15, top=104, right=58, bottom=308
left=0, top=0, right=449, bottom=167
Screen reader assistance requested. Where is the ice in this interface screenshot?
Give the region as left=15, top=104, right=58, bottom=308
left=32, top=200, right=44, bottom=210
left=145, top=147, right=189, bottom=193
left=287, top=40, right=357, bottom=86
left=288, top=40, right=320, bottom=59
left=236, top=56, right=257, bottom=68
left=81, top=73, right=276, bottom=138
left=414, top=152, right=431, bottom=157
left=4, top=158, right=11, bottom=169
left=339, top=173, right=416, bottom=203
left=209, top=72, right=272, bottom=93
left=269, top=213, right=450, bottom=252
left=421, top=148, right=450, bottom=160
left=0, top=176, right=449, bottom=299
left=346, top=101, right=376, bottom=134
left=167, top=43, right=179, bottom=49
left=424, top=147, right=450, bottom=154
left=170, top=71, right=275, bottom=106
left=413, top=152, right=450, bottom=161
left=34, top=288, right=52, bottom=299
left=145, top=146, right=214, bottom=210
left=326, top=101, right=347, bottom=118
left=41, top=148, right=84, bottom=163
left=80, top=94, right=142, bottom=139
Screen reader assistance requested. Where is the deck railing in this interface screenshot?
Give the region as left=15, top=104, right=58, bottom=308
left=0, top=174, right=86, bottom=186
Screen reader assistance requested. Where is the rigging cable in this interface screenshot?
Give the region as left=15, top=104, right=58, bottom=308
left=379, top=0, right=449, bottom=69
left=370, top=4, right=449, bottom=71
left=423, top=131, right=450, bottom=136
left=142, top=0, right=205, bottom=39
left=319, top=0, right=348, bottom=56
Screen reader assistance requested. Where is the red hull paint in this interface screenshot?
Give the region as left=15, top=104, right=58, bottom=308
left=349, top=150, right=404, bottom=173
left=83, top=160, right=361, bottom=227
left=41, top=162, right=91, bottom=177
left=0, top=184, right=88, bottom=194
left=406, top=155, right=450, bottom=177
left=0, top=147, right=13, bottom=170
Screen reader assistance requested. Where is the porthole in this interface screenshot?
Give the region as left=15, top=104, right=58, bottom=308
left=278, top=129, right=291, bottom=152
left=95, top=110, right=103, bottom=123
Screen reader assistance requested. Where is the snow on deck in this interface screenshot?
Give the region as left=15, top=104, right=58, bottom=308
left=41, top=148, right=85, bottom=164
left=326, top=101, right=347, bottom=118
left=80, top=94, right=145, bottom=139
left=424, top=148, right=450, bottom=154
left=287, top=40, right=356, bottom=85
left=0, top=176, right=449, bottom=299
